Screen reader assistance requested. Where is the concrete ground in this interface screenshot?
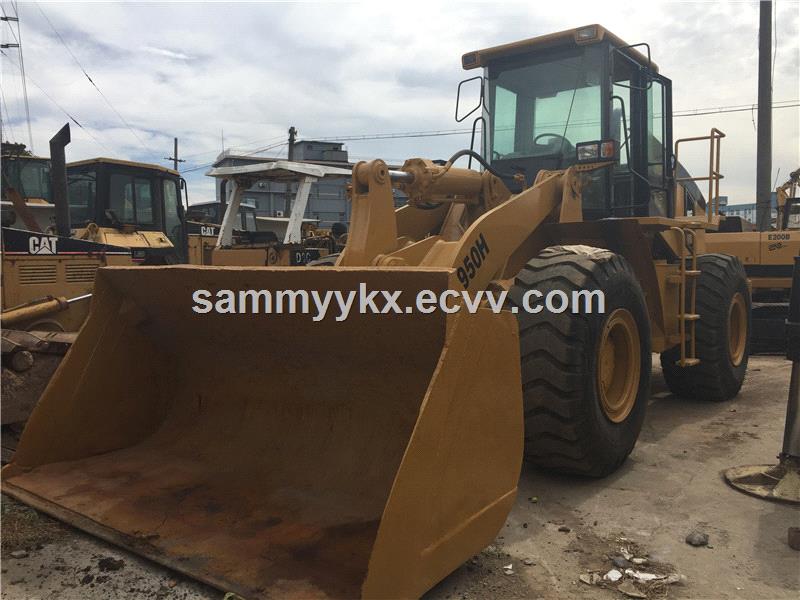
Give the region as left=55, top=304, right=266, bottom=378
left=2, top=355, right=799, bottom=600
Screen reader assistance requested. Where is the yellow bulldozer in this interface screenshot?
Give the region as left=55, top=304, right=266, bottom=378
left=3, top=25, right=752, bottom=598
left=1, top=124, right=187, bottom=458
left=2, top=132, right=351, bottom=455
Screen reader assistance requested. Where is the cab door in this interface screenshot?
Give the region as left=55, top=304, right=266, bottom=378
left=609, top=49, right=673, bottom=217
left=162, top=177, right=187, bottom=262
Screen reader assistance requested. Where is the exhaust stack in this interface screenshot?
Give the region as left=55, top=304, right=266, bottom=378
left=49, top=123, right=71, bottom=238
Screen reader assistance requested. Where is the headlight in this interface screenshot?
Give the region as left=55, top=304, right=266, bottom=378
left=577, top=143, right=599, bottom=162
left=576, top=140, right=617, bottom=164
left=575, top=26, right=599, bottom=42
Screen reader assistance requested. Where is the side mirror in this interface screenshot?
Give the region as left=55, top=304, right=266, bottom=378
left=611, top=43, right=654, bottom=91
left=455, top=76, right=485, bottom=123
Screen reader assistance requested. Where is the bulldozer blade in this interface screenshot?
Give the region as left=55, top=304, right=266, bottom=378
left=2, top=265, right=523, bottom=599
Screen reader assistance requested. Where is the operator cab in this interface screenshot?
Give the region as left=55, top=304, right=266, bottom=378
left=1, top=146, right=54, bottom=231
left=1, top=145, right=51, bottom=203
left=781, top=198, right=800, bottom=231
left=461, top=24, right=673, bottom=219
left=67, top=158, right=188, bottom=261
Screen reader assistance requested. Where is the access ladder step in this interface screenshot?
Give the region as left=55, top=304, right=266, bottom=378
left=667, top=271, right=701, bottom=285
left=679, top=314, right=700, bottom=321
left=677, top=358, right=700, bottom=367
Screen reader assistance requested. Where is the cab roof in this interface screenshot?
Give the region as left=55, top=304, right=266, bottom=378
left=462, top=24, right=658, bottom=72
left=0, top=153, right=50, bottom=161
left=67, top=157, right=180, bottom=176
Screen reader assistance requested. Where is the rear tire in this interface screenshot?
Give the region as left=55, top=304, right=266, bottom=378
left=508, top=246, right=651, bottom=477
left=660, top=254, right=750, bottom=401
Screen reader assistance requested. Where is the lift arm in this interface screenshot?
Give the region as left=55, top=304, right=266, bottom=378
left=337, top=158, right=606, bottom=291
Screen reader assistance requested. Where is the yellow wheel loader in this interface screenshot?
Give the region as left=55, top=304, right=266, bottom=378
left=2, top=25, right=751, bottom=599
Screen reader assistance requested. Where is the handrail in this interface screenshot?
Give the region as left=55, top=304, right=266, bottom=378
left=669, top=226, right=699, bottom=367
left=674, top=128, right=726, bottom=222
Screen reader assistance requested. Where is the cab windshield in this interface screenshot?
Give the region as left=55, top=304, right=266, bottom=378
left=2, top=157, right=51, bottom=201
left=487, top=46, right=603, bottom=168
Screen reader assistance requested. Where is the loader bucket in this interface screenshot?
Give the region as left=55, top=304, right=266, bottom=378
left=2, top=265, right=523, bottom=599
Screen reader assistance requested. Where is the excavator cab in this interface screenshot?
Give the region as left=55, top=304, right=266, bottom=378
left=781, top=198, right=800, bottom=231
left=67, top=158, right=188, bottom=262
left=460, top=24, right=674, bottom=219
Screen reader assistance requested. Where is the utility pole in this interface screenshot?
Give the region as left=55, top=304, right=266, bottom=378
left=756, top=0, right=773, bottom=231
left=2, top=12, right=32, bottom=152
left=288, top=126, right=297, bottom=161
left=163, top=137, right=186, bottom=172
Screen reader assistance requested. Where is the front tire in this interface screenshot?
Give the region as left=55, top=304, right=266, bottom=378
left=660, top=253, right=750, bottom=401
left=508, top=246, right=651, bottom=477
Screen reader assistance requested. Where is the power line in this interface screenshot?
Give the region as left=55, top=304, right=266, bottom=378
left=0, top=47, right=115, bottom=153
left=2, top=1, right=32, bottom=150
left=180, top=98, right=799, bottom=174
left=180, top=133, right=288, bottom=160
left=302, top=100, right=800, bottom=142
left=309, top=128, right=475, bottom=142
left=34, top=1, right=155, bottom=159
left=267, top=142, right=288, bottom=158
left=0, top=86, right=17, bottom=141
left=1, top=4, right=19, bottom=43
left=0, top=2, right=22, bottom=136
left=674, top=101, right=798, bottom=117
left=180, top=140, right=290, bottom=174
left=10, top=1, right=32, bottom=151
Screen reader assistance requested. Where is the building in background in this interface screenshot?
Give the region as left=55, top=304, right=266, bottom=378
left=210, top=140, right=406, bottom=227
left=722, top=192, right=778, bottom=225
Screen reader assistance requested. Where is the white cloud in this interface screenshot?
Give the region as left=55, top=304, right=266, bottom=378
left=143, top=46, right=194, bottom=61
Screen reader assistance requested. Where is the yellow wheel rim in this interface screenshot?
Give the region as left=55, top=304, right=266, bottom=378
left=597, top=308, right=641, bottom=423
left=728, top=292, right=747, bottom=367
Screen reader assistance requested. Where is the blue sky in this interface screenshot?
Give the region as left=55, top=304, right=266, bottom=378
left=1, top=1, right=798, bottom=204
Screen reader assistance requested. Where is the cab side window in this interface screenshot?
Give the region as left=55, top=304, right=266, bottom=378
left=108, top=173, right=155, bottom=226
left=109, top=174, right=135, bottom=222
left=135, top=178, right=154, bottom=224
left=68, top=170, right=96, bottom=224
left=162, top=178, right=183, bottom=244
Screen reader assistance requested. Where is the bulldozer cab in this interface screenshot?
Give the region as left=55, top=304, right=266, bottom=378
left=461, top=24, right=674, bottom=220
left=67, top=158, right=188, bottom=262
left=1, top=146, right=55, bottom=232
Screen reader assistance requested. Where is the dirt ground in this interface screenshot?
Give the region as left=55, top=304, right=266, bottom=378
left=2, top=355, right=799, bottom=600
